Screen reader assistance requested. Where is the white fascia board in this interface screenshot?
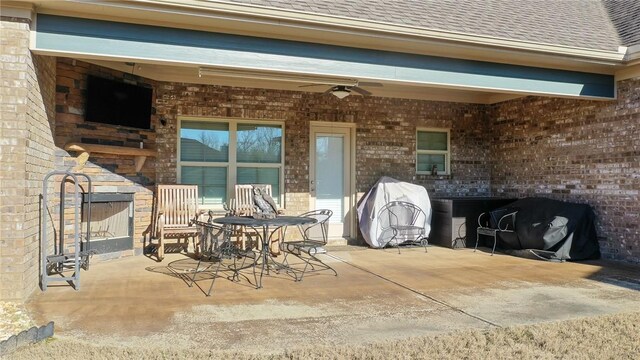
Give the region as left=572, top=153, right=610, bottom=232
left=0, top=1, right=34, bottom=19
left=624, top=45, right=640, bottom=64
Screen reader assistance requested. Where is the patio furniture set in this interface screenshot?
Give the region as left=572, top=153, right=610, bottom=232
left=39, top=172, right=599, bottom=296
left=151, top=184, right=337, bottom=296
left=36, top=176, right=428, bottom=296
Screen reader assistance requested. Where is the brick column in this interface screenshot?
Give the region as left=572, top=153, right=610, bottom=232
left=0, top=12, right=57, bottom=301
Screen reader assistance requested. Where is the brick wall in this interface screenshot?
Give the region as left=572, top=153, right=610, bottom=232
left=489, top=78, right=640, bottom=263
left=357, top=101, right=489, bottom=196
left=31, top=57, right=640, bottom=292
left=0, top=16, right=57, bottom=300
left=55, top=58, right=158, bottom=177
left=54, top=60, right=490, bottom=230
left=154, top=82, right=490, bottom=215
left=54, top=59, right=156, bottom=259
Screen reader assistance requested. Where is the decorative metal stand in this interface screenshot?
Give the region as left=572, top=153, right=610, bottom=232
left=41, top=171, right=94, bottom=291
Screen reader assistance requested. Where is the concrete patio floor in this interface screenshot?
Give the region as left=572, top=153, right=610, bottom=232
left=25, top=246, right=640, bottom=353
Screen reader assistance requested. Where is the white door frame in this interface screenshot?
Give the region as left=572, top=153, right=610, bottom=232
left=309, top=121, right=356, bottom=240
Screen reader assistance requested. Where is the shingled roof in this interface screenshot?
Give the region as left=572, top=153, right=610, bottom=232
left=224, top=0, right=632, bottom=52
left=603, top=0, right=640, bottom=47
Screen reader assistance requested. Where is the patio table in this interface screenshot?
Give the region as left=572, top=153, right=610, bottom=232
left=214, top=216, right=317, bottom=288
left=189, top=216, right=258, bottom=296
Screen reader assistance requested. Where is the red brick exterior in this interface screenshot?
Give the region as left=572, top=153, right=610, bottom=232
left=49, top=58, right=640, bottom=265
left=153, top=82, right=490, bottom=211
left=489, top=79, right=640, bottom=262
left=2, top=42, right=639, bottom=301
left=53, top=58, right=488, bottom=244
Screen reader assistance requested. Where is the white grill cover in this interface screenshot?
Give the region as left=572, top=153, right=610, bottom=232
left=357, top=177, right=432, bottom=248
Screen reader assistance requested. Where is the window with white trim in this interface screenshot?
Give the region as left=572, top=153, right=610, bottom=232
left=416, top=128, right=450, bottom=175
left=178, top=118, right=283, bottom=207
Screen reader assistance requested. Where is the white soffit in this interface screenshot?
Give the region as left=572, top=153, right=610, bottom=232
left=85, top=59, right=521, bottom=104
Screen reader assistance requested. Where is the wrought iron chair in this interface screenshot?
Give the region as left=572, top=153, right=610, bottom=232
left=280, top=209, right=337, bottom=281
left=377, top=201, right=428, bottom=253
left=475, top=208, right=518, bottom=255
left=189, top=211, right=258, bottom=296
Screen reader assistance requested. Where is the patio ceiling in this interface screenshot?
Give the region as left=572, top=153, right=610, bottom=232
left=82, top=59, right=520, bottom=104
left=32, top=14, right=616, bottom=103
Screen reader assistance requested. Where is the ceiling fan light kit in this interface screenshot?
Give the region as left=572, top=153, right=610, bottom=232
left=331, top=86, right=352, bottom=99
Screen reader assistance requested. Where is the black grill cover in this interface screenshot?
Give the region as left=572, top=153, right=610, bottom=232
left=495, top=197, right=600, bottom=261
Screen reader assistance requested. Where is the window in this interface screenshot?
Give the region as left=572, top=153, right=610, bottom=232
left=178, top=118, right=283, bottom=207
left=416, top=128, right=450, bottom=175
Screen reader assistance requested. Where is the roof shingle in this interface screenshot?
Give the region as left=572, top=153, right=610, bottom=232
left=603, top=0, right=640, bottom=47
left=223, top=0, right=624, bottom=51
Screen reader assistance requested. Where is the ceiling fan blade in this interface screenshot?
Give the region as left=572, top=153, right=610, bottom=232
left=358, top=81, right=383, bottom=87
left=352, top=87, right=372, bottom=96
left=298, top=83, right=327, bottom=88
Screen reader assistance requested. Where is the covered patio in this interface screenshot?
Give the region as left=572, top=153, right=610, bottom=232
left=2, top=0, right=639, bottom=309
left=27, top=10, right=631, bottom=262
left=25, top=246, right=640, bottom=352
left=3, top=1, right=640, bottom=358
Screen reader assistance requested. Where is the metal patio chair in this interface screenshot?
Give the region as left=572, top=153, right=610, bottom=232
left=189, top=212, right=258, bottom=296
left=280, top=209, right=337, bottom=281
left=475, top=208, right=518, bottom=255
left=377, top=201, right=428, bottom=253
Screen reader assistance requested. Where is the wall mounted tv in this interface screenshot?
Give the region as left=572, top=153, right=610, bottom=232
left=85, top=75, right=153, bottom=129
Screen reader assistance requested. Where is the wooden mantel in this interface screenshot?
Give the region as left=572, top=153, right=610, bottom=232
left=64, top=142, right=156, bottom=172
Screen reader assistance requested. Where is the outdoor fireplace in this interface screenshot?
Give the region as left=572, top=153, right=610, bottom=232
left=82, top=193, right=134, bottom=254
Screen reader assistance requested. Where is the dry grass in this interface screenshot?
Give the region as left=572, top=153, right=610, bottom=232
left=9, top=311, right=640, bottom=360
left=0, top=302, right=35, bottom=342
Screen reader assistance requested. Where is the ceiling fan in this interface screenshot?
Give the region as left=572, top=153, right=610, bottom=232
left=299, top=81, right=383, bottom=99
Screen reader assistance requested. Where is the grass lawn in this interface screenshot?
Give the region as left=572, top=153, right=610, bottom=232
left=8, top=311, right=639, bottom=359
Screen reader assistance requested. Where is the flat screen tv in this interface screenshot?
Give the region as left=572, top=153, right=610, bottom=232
left=85, top=75, right=152, bottom=129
